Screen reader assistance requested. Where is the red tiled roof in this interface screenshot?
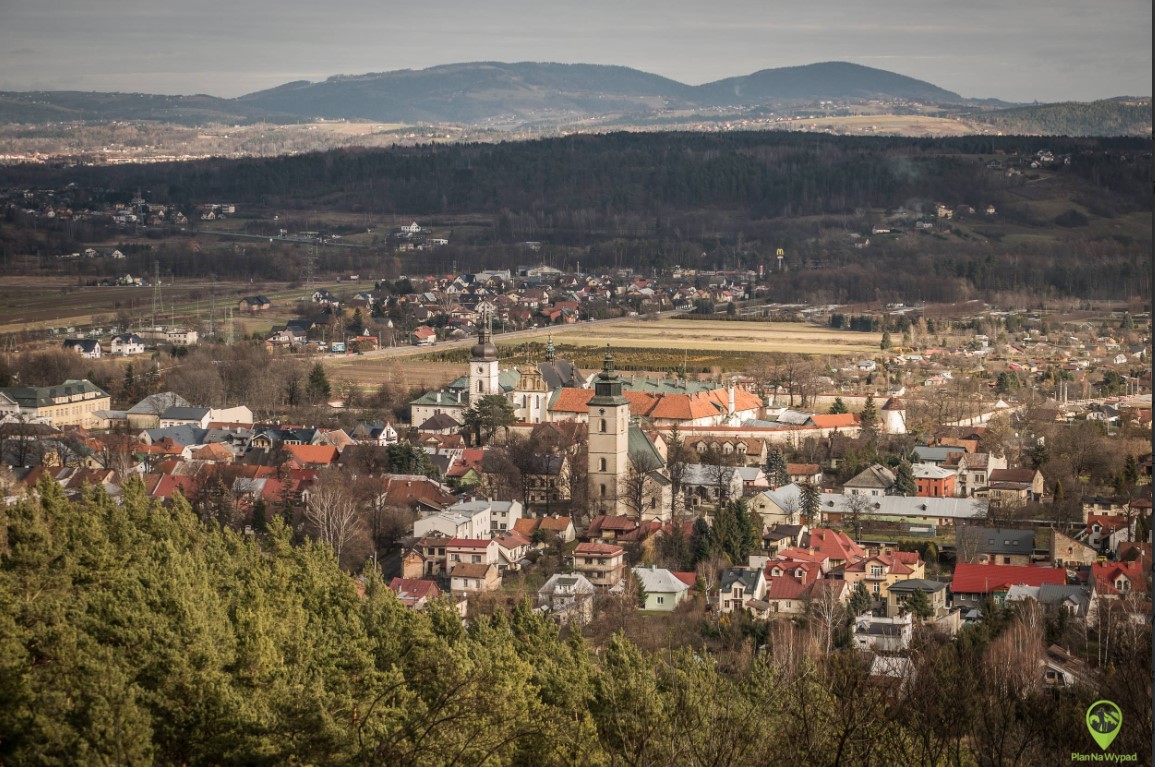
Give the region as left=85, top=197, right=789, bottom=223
left=672, top=571, right=698, bottom=587
left=284, top=444, right=340, bottom=466
left=950, top=563, right=1066, bottom=594
left=786, top=463, right=821, bottom=476
left=574, top=542, right=624, bottom=556
left=1091, top=561, right=1148, bottom=596
left=446, top=538, right=496, bottom=549
left=810, top=413, right=859, bottom=429
left=808, top=528, right=866, bottom=562
left=513, top=518, right=541, bottom=536
left=389, top=578, right=441, bottom=604
left=451, top=563, right=495, bottom=578
left=539, top=515, right=573, bottom=532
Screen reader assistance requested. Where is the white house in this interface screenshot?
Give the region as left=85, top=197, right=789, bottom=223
left=633, top=566, right=691, bottom=611
left=109, top=333, right=145, bottom=355
left=852, top=613, right=913, bottom=653
left=413, top=505, right=492, bottom=540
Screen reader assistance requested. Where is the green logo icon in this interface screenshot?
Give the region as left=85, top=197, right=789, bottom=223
left=1085, top=699, right=1122, bottom=751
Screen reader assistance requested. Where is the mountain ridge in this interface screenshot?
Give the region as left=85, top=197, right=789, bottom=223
left=0, top=62, right=1148, bottom=136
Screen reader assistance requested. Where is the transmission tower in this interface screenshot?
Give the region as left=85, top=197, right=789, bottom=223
left=303, top=244, right=317, bottom=287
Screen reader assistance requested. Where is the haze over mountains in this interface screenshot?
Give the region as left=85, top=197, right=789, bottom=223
left=0, top=61, right=1148, bottom=136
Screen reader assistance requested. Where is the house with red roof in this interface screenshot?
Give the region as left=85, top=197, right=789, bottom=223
left=1090, top=561, right=1148, bottom=600
left=573, top=542, right=625, bottom=587
left=950, top=563, right=1067, bottom=610
left=388, top=578, right=442, bottom=610
left=445, top=537, right=500, bottom=568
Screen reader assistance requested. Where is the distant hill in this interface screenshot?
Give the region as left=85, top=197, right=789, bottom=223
left=968, top=98, right=1152, bottom=137
left=694, top=61, right=965, bottom=104
left=236, top=62, right=699, bottom=124
left=0, top=91, right=267, bottom=125
left=0, top=62, right=1148, bottom=136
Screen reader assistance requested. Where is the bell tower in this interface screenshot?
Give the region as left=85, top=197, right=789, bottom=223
left=469, top=312, right=500, bottom=401
left=587, top=346, right=630, bottom=515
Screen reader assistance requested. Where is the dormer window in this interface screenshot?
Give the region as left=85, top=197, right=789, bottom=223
left=1116, top=578, right=1130, bottom=592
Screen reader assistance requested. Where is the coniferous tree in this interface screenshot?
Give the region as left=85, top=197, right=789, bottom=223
left=895, top=461, right=917, bottom=497
left=800, top=482, right=821, bottom=525
left=859, top=395, right=879, bottom=441
left=829, top=397, right=848, bottom=415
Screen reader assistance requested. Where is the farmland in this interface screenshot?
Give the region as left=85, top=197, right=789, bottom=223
left=503, top=317, right=882, bottom=356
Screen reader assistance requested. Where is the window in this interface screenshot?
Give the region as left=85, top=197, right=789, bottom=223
left=599, top=458, right=607, bottom=472
left=870, top=566, right=883, bottom=577
left=657, top=596, right=665, bottom=605
left=1003, top=556, right=1011, bottom=564
left=599, top=419, right=607, bottom=433
left=472, top=555, right=481, bottom=563
left=600, top=484, right=607, bottom=498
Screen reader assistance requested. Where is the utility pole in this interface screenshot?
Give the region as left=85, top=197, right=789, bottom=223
left=151, top=261, right=161, bottom=330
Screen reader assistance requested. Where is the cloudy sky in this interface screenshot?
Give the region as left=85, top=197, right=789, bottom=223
left=0, top=0, right=1149, bottom=102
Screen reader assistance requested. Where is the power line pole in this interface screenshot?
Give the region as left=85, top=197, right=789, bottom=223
left=151, top=261, right=161, bottom=330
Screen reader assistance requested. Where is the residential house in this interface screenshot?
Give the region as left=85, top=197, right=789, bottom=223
left=843, top=464, right=896, bottom=496
left=912, top=463, right=957, bottom=498
left=450, top=562, right=501, bottom=597
left=63, top=339, right=102, bottom=359
left=239, top=296, right=272, bottom=312
left=1051, top=529, right=1099, bottom=569
left=1040, top=645, right=1092, bottom=689
left=159, top=406, right=212, bottom=429
left=109, top=333, right=145, bottom=355
left=411, top=326, right=437, bottom=346
left=852, top=613, right=913, bottom=653
left=402, top=535, right=450, bottom=577
left=1005, top=583, right=1096, bottom=625
left=838, top=551, right=922, bottom=601
left=1090, top=561, right=1147, bottom=601
left=949, top=452, right=1006, bottom=497
left=633, top=566, right=691, bottom=611
left=885, top=579, right=949, bottom=618
left=786, top=463, right=823, bottom=486
left=955, top=526, right=1037, bottom=566
left=537, top=573, right=597, bottom=625
left=572, top=542, right=626, bottom=587
left=718, top=566, right=768, bottom=615
left=446, top=537, right=500, bottom=569
left=981, top=468, right=1044, bottom=509
left=388, top=578, right=442, bottom=610
left=413, top=506, right=490, bottom=540
left=1085, top=515, right=1131, bottom=554
left=681, top=463, right=744, bottom=508
left=949, top=563, right=1067, bottom=610
left=495, top=531, right=532, bottom=571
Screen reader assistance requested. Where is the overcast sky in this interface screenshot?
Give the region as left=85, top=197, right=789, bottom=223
left=0, top=0, right=1149, bottom=102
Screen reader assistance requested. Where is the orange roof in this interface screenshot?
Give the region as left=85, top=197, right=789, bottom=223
left=539, top=515, right=573, bottom=532
left=551, top=388, right=595, bottom=413
left=786, top=463, right=821, bottom=476
left=808, top=528, right=866, bottom=562
left=283, top=444, right=339, bottom=466
left=513, top=518, right=541, bottom=536
left=809, top=414, right=859, bottom=429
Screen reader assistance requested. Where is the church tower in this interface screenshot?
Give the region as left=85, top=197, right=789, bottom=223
left=469, top=312, right=500, bottom=402
left=588, top=346, right=630, bottom=515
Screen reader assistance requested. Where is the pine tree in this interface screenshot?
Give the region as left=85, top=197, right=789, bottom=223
left=764, top=449, right=789, bottom=489
left=829, top=397, right=848, bottom=414
left=849, top=582, right=872, bottom=616
left=305, top=363, right=331, bottom=404
left=800, top=482, right=820, bottom=525
left=895, top=461, right=917, bottom=496
left=904, top=587, right=934, bottom=620
left=880, top=331, right=892, bottom=350
left=859, top=395, right=878, bottom=441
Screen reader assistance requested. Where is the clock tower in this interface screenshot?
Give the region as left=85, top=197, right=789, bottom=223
left=587, top=346, right=630, bottom=515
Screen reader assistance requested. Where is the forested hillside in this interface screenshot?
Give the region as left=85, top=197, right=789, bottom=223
left=0, top=479, right=1149, bottom=766
left=971, top=99, right=1152, bottom=138
left=3, top=132, right=1149, bottom=302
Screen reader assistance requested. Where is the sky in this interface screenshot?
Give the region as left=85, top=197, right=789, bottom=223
left=0, top=0, right=1149, bottom=103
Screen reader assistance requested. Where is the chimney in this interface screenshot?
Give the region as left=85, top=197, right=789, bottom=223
left=728, top=385, right=736, bottom=415
left=436, top=391, right=442, bottom=403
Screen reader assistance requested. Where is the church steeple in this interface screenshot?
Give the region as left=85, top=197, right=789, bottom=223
left=545, top=335, right=555, bottom=361
left=590, top=345, right=626, bottom=404
left=469, top=310, right=500, bottom=400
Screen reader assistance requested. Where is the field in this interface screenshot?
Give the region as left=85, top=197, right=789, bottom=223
left=503, top=317, right=882, bottom=356
left=0, top=276, right=346, bottom=337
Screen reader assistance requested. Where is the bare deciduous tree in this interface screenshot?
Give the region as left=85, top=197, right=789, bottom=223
left=305, top=470, right=365, bottom=566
